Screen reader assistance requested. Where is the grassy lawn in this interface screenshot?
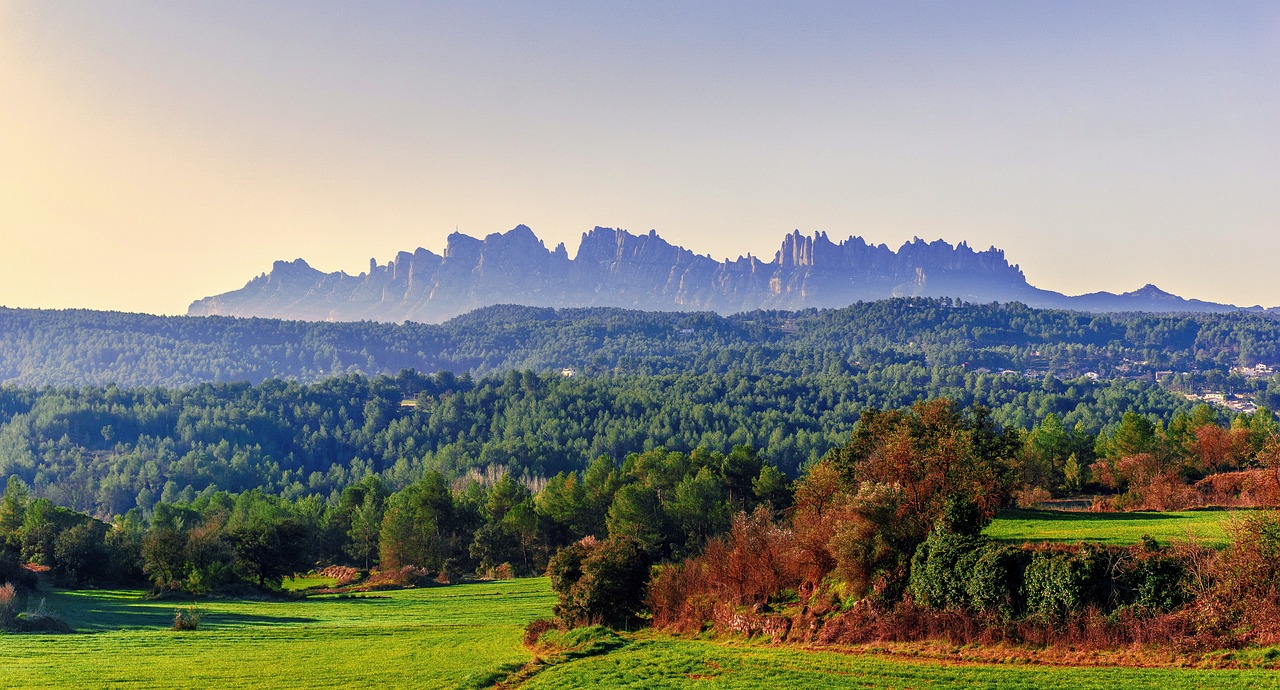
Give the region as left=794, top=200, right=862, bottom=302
left=523, top=636, right=1280, bottom=689
left=0, top=578, right=555, bottom=689
left=985, top=508, right=1234, bottom=547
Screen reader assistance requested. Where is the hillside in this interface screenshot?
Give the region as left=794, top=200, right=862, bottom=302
left=5, top=299, right=1280, bottom=389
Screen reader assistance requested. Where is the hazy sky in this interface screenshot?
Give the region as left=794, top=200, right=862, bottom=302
left=2, top=1, right=1277, bottom=314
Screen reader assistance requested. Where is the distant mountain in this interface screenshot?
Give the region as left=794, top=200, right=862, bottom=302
left=188, top=226, right=1257, bottom=322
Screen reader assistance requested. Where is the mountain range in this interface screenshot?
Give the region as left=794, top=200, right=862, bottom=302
left=188, top=226, right=1261, bottom=322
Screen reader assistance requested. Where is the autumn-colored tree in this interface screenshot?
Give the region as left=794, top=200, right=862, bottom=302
left=816, top=399, right=1019, bottom=597
left=828, top=400, right=1016, bottom=541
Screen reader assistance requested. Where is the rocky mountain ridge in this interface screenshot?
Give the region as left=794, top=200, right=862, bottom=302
left=188, top=226, right=1257, bottom=322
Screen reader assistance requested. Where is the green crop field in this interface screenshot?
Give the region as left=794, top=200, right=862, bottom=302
left=985, top=508, right=1235, bottom=547
left=524, top=635, right=1280, bottom=689
left=4, top=577, right=1280, bottom=689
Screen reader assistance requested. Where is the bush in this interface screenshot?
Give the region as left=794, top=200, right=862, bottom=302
left=908, top=529, right=1028, bottom=617
left=1023, top=546, right=1107, bottom=621
left=648, top=561, right=713, bottom=632
left=908, top=530, right=984, bottom=611
left=172, top=606, right=204, bottom=631
left=1123, top=537, right=1187, bottom=613
left=700, top=506, right=801, bottom=607
left=547, top=536, right=650, bottom=628
left=523, top=617, right=560, bottom=648
left=0, top=550, right=36, bottom=591
left=0, top=582, right=16, bottom=626
left=966, top=543, right=1030, bottom=616
left=1190, top=510, right=1280, bottom=644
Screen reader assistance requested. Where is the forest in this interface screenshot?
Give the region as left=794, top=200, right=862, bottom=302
left=4, top=299, right=1280, bottom=394
left=0, top=366, right=1202, bottom=517
left=5, top=298, right=1280, bottom=657
left=5, top=394, right=1279, bottom=653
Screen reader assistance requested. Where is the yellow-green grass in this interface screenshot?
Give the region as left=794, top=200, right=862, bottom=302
left=523, top=635, right=1280, bottom=689
left=6, top=576, right=1280, bottom=688
left=281, top=573, right=339, bottom=591
left=985, top=508, right=1234, bottom=547
left=0, top=578, right=554, bottom=689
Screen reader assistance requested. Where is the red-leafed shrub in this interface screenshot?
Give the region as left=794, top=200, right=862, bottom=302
left=701, top=506, right=802, bottom=607
left=650, top=506, right=802, bottom=632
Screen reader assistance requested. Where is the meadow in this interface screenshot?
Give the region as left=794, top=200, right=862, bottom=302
left=4, top=573, right=1280, bottom=688
left=524, top=635, right=1280, bottom=689
left=0, top=579, right=554, bottom=689
left=985, top=508, right=1233, bottom=547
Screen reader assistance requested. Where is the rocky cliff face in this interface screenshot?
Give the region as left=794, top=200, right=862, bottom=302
left=188, top=225, right=1246, bottom=322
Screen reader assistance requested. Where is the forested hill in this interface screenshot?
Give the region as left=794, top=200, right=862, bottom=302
left=4, top=300, right=1280, bottom=388
left=0, top=367, right=1197, bottom=517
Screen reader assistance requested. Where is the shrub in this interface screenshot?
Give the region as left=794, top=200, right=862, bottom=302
left=547, top=536, right=650, bottom=628
left=965, top=543, right=1029, bottom=616
left=0, top=550, right=36, bottom=591
left=1023, top=546, right=1106, bottom=621
left=522, top=617, right=560, bottom=648
left=908, top=530, right=984, bottom=611
left=317, top=565, right=360, bottom=584
left=1013, top=486, right=1052, bottom=509
left=359, top=565, right=431, bottom=590
left=1123, top=537, right=1187, bottom=613
left=172, top=606, right=204, bottom=631
left=699, top=506, right=801, bottom=607
left=0, top=582, right=16, bottom=625
left=908, top=529, right=1027, bottom=618
left=647, top=561, right=713, bottom=632
left=1190, top=510, right=1280, bottom=645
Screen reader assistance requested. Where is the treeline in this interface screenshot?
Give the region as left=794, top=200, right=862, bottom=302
left=642, top=400, right=1280, bottom=652
left=4, top=300, right=1280, bottom=388
left=0, top=443, right=787, bottom=594
left=0, top=367, right=1199, bottom=516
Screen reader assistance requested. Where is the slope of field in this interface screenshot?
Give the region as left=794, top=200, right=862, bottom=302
left=0, top=579, right=554, bottom=688
left=985, top=509, right=1233, bottom=547
left=522, top=636, right=1280, bottom=689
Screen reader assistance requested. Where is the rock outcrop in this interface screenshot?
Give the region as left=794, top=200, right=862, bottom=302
left=188, top=225, right=1248, bottom=322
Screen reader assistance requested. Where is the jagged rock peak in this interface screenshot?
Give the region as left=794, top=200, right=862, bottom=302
left=271, top=258, right=315, bottom=272
left=187, top=225, right=1246, bottom=322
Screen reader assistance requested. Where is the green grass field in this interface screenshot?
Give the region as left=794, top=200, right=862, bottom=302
left=0, top=579, right=554, bottom=689
left=5, top=576, right=1280, bottom=688
left=985, top=508, right=1234, bottom=547
left=281, top=573, right=340, bottom=591
left=524, top=635, right=1280, bottom=689
left=0, top=504, right=1261, bottom=689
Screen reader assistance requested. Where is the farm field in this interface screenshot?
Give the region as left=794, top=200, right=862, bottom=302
left=3, top=577, right=1280, bottom=688
left=525, top=635, right=1280, bottom=689
left=985, top=508, right=1233, bottom=547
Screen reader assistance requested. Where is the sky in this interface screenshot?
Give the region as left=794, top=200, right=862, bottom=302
left=1, top=1, right=1277, bottom=314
